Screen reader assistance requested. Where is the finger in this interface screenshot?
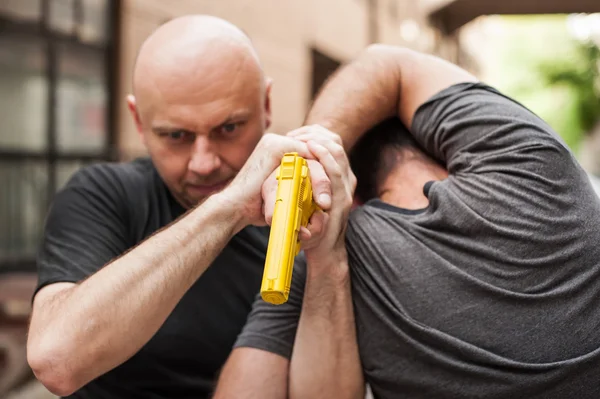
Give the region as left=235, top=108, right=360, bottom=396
left=260, top=133, right=314, bottom=166
left=298, top=212, right=328, bottom=249
left=307, top=140, right=345, bottom=195
left=286, top=125, right=313, bottom=137
left=308, top=138, right=349, bottom=173
left=261, top=167, right=279, bottom=225
left=291, top=130, right=343, bottom=147
left=298, top=226, right=311, bottom=241
left=306, top=210, right=326, bottom=238
left=290, top=128, right=348, bottom=170
left=306, top=160, right=332, bottom=210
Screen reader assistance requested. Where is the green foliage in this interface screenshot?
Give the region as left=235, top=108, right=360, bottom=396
left=481, top=15, right=600, bottom=151
left=538, top=43, right=600, bottom=134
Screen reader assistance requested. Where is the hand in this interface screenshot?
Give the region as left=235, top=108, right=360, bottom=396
left=223, top=133, right=333, bottom=231
left=290, top=126, right=357, bottom=267
left=261, top=158, right=331, bottom=238
left=286, top=124, right=345, bottom=149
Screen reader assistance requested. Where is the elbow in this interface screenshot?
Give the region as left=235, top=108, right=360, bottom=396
left=27, top=337, right=82, bottom=396
left=363, top=43, right=416, bottom=59
left=361, top=44, right=419, bottom=75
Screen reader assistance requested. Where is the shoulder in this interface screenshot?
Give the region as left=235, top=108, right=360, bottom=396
left=66, top=157, right=156, bottom=193
left=346, top=204, right=388, bottom=240
left=51, top=157, right=158, bottom=221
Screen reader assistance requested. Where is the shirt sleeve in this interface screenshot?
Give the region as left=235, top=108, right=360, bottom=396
left=34, top=165, right=131, bottom=297
left=411, top=82, right=575, bottom=175
left=411, top=82, right=597, bottom=226
left=233, top=253, right=307, bottom=359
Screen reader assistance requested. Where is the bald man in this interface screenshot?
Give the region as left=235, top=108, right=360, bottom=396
left=26, top=15, right=354, bottom=398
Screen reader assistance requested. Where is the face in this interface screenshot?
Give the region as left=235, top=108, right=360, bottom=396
left=128, top=59, right=272, bottom=209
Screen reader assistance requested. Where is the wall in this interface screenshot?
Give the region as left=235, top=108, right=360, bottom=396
left=116, top=0, right=438, bottom=157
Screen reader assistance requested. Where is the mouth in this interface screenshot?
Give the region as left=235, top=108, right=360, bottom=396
left=185, top=179, right=232, bottom=197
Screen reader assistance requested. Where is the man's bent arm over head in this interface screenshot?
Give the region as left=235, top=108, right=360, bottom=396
left=304, top=44, right=477, bottom=151
left=27, top=134, right=316, bottom=397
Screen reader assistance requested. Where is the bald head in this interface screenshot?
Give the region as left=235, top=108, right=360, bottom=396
left=126, top=15, right=272, bottom=209
left=132, top=15, right=264, bottom=105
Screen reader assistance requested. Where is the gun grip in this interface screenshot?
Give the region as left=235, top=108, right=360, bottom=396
left=261, top=153, right=317, bottom=305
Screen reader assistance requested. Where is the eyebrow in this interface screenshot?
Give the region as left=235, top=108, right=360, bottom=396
left=151, top=109, right=252, bottom=134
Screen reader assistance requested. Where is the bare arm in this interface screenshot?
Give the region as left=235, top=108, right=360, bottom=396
left=28, top=191, right=243, bottom=396
left=305, top=44, right=477, bottom=151
left=290, top=257, right=362, bottom=399
left=213, top=348, right=289, bottom=399
left=27, top=134, right=328, bottom=397
left=288, top=137, right=362, bottom=399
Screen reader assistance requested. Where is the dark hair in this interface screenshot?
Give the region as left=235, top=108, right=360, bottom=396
left=349, top=117, right=422, bottom=202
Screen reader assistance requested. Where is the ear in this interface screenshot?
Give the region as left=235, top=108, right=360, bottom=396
left=127, top=94, right=146, bottom=145
left=263, top=77, right=273, bottom=130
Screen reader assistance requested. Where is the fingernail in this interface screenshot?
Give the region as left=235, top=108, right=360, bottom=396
left=318, top=194, right=331, bottom=207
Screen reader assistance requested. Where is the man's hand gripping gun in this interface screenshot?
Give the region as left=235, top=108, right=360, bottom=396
left=261, top=153, right=318, bottom=305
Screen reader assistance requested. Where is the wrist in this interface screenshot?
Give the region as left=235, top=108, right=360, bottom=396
left=200, top=189, right=247, bottom=235
left=305, top=249, right=350, bottom=284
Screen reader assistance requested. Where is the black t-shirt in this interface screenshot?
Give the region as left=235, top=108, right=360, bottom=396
left=36, top=157, right=270, bottom=399
left=235, top=83, right=600, bottom=398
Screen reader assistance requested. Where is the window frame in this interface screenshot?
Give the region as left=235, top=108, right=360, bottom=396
left=0, top=0, right=120, bottom=272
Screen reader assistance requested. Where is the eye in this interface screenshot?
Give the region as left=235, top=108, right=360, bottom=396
left=160, top=130, right=192, bottom=142
left=221, top=123, right=238, bottom=134
left=169, top=131, right=187, bottom=139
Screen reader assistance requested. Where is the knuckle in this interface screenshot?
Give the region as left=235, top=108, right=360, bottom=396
left=330, top=143, right=346, bottom=159
left=260, top=133, right=278, bottom=148
left=344, top=198, right=353, bottom=209
left=263, top=132, right=277, bottom=142
left=331, top=164, right=343, bottom=179
left=349, top=172, right=357, bottom=189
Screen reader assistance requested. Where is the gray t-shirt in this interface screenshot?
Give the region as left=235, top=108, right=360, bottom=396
left=235, top=83, right=600, bottom=398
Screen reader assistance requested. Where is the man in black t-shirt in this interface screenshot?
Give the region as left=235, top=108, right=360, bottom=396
left=26, top=15, right=357, bottom=399
left=216, top=47, right=600, bottom=398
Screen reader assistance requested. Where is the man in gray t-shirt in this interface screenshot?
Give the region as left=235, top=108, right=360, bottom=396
left=215, top=47, right=600, bottom=399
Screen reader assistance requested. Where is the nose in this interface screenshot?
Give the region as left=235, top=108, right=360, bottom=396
left=188, top=136, right=221, bottom=176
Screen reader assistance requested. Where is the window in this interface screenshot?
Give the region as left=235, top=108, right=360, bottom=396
left=310, top=48, right=342, bottom=101
left=0, top=0, right=119, bottom=272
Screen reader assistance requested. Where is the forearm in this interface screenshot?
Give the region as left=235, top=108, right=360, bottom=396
left=289, top=258, right=364, bottom=399
left=29, top=190, right=242, bottom=392
left=213, top=348, right=289, bottom=399
left=305, top=44, right=476, bottom=151
left=305, top=44, right=406, bottom=151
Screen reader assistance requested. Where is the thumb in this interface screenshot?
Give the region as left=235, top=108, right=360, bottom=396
left=262, top=168, right=279, bottom=225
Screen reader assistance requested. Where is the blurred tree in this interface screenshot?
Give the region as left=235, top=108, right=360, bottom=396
left=478, top=15, right=600, bottom=152
left=537, top=42, right=600, bottom=144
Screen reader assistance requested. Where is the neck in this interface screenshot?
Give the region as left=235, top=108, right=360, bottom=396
left=378, top=153, right=448, bottom=210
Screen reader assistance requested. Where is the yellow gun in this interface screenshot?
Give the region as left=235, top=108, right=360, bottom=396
left=261, top=153, right=318, bottom=305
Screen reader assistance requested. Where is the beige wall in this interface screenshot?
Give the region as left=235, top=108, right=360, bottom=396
left=116, top=0, right=441, bottom=157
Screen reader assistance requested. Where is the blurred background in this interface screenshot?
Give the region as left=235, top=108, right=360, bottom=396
left=0, top=0, right=599, bottom=397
